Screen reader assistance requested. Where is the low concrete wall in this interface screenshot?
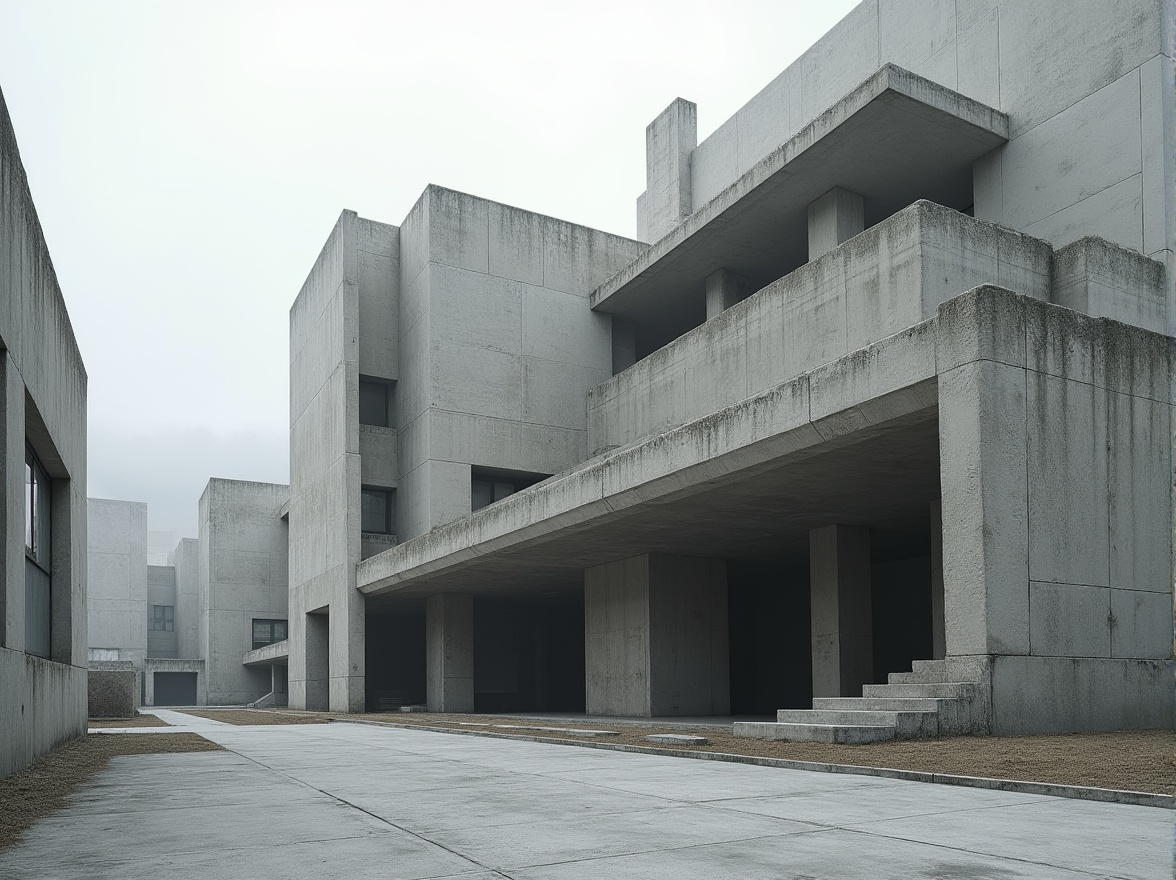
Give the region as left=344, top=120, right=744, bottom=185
left=588, top=202, right=1050, bottom=452
left=0, top=648, right=87, bottom=778
left=87, top=663, right=138, bottom=719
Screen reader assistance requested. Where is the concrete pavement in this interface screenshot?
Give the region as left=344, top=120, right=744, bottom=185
left=1, top=713, right=1170, bottom=879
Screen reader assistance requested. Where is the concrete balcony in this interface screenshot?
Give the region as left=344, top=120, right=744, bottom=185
left=588, top=202, right=1051, bottom=452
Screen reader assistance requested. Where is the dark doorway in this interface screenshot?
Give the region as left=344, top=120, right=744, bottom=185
left=365, top=606, right=426, bottom=711
left=154, top=672, right=197, bottom=706
left=871, top=544, right=934, bottom=683
left=473, top=592, right=585, bottom=713
left=728, top=558, right=812, bottom=714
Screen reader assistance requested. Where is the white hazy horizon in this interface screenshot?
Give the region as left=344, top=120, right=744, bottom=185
left=0, top=0, right=858, bottom=537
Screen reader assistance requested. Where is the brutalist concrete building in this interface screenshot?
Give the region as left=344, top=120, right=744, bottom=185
left=285, top=0, right=1174, bottom=740
left=86, top=480, right=289, bottom=709
left=0, top=86, right=89, bottom=775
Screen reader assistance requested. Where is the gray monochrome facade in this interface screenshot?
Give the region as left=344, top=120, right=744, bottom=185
left=0, top=85, right=89, bottom=776
left=85, top=479, right=289, bottom=711
left=281, top=0, right=1176, bottom=739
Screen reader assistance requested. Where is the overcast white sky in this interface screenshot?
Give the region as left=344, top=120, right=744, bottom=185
left=0, top=0, right=858, bottom=539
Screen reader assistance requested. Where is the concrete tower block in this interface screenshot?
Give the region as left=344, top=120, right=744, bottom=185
left=426, top=593, right=474, bottom=713
left=641, top=99, right=697, bottom=243
left=585, top=554, right=729, bottom=716
left=810, top=525, right=873, bottom=697
left=705, top=269, right=748, bottom=320
left=807, top=187, right=865, bottom=261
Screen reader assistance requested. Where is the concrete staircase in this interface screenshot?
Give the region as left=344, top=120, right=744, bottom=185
left=732, top=660, right=986, bottom=744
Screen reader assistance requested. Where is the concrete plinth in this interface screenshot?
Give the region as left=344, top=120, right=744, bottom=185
left=807, top=187, right=864, bottom=260
left=426, top=593, right=474, bottom=713
left=585, top=554, right=729, bottom=717
left=810, top=525, right=873, bottom=698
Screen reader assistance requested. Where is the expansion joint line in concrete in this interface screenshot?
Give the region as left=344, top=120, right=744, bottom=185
left=205, top=734, right=519, bottom=880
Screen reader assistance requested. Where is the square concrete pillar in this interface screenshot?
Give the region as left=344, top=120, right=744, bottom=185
left=426, top=593, right=474, bottom=713
left=930, top=499, right=946, bottom=661
left=642, top=98, right=697, bottom=242
left=705, top=269, right=748, bottom=320
left=612, top=318, right=636, bottom=374
left=807, top=187, right=864, bottom=261
left=810, top=525, right=873, bottom=697
left=585, top=554, right=728, bottom=716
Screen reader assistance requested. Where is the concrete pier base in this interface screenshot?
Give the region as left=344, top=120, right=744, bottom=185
left=810, top=525, right=873, bottom=698
left=585, top=554, right=729, bottom=717
left=426, top=593, right=474, bottom=713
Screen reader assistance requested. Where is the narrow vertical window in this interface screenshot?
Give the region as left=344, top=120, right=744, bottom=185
left=24, top=446, right=51, bottom=658
left=359, top=379, right=390, bottom=427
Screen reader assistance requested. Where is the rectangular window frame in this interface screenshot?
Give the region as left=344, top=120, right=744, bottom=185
left=150, top=605, right=175, bottom=632
left=358, top=378, right=391, bottom=428
left=252, top=618, right=288, bottom=651
left=361, top=486, right=394, bottom=535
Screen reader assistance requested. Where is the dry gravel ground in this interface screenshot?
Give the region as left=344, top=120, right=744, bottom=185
left=0, top=733, right=220, bottom=850
left=87, top=714, right=171, bottom=728
left=180, top=708, right=331, bottom=725
left=348, top=713, right=1176, bottom=795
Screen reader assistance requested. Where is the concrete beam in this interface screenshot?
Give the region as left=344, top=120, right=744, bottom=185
left=810, top=525, right=873, bottom=697
left=426, top=593, right=474, bottom=713
left=807, top=187, right=864, bottom=261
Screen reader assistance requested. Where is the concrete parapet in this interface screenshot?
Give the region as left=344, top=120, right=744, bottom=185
left=588, top=201, right=1050, bottom=452
left=1052, top=237, right=1166, bottom=334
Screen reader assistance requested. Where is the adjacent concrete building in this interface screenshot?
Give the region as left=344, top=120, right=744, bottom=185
left=85, top=479, right=289, bottom=709
left=277, top=0, right=1176, bottom=741
left=0, top=85, right=89, bottom=776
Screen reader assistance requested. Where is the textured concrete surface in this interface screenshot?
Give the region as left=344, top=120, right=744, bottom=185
left=1, top=716, right=1169, bottom=879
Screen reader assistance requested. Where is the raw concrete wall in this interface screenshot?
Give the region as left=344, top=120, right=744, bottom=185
left=0, top=85, right=88, bottom=777
left=288, top=211, right=365, bottom=711
left=146, top=564, right=176, bottom=658
left=170, top=537, right=199, bottom=660
left=590, top=202, right=1050, bottom=451
left=86, top=498, right=147, bottom=667
left=397, top=186, right=645, bottom=540
left=652, top=0, right=1172, bottom=330
left=197, top=479, right=288, bottom=705
left=937, top=285, right=1174, bottom=733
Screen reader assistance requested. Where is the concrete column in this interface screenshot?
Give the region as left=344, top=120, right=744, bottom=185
left=585, top=554, right=728, bottom=717
left=810, top=525, right=873, bottom=698
left=304, top=610, right=330, bottom=711
left=612, top=318, right=636, bottom=374
left=426, top=593, right=474, bottom=713
left=929, top=499, right=946, bottom=661
left=807, top=187, right=864, bottom=261
left=705, top=269, right=747, bottom=320
left=642, top=98, right=697, bottom=242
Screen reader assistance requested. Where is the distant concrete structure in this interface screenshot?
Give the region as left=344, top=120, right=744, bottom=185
left=276, top=0, right=1176, bottom=740
left=0, top=85, right=89, bottom=778
left=85, top=479, right=288, bottom=709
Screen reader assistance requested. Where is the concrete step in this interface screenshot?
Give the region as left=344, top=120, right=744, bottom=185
left=812, top=696, right=946, bottom=713
left=733, top=721, right=896, bottom=744
left=776, top=708, right=937, bottom=738
left=863, top=682, right=978, bottom=700
left=888, top=659, right=947, bottom=685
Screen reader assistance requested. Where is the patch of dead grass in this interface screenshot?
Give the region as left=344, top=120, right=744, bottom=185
left=179, top=708, right=331, bottom=725
left=347, top=713, right=1176, bottom=795
left=0, top=733, right=221, bottom=850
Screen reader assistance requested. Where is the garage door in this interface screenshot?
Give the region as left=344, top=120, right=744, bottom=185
left=154, top=672, right=197, bottom=706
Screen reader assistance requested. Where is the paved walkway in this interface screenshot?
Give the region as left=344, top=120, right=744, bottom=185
left=2, top=712, right=1171, bottom=879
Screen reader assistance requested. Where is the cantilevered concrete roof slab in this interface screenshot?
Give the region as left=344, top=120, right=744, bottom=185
left=590, top=65, right=1008, bottom=326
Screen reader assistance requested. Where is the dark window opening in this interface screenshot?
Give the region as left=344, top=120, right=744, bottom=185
left=359, top=378, right=391, bottom=427
left=149, top=605, right=174, bottom=632
left=24, top=445, right=51, bottom=659
left=361, top=487, right=394, bottom=534
left=470, top=470, right=549, bottom=513
left=252, top=618, right=288, bottom=650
